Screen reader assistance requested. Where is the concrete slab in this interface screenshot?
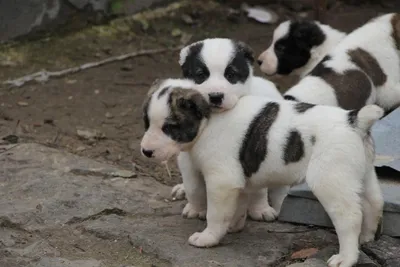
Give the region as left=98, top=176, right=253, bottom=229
left=279, top=178, right=400, bottom=237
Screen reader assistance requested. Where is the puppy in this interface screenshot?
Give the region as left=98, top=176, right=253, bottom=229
left=258, top=20, right=346, bottom=78
left=141, top=82, right=384, bottom=267
left=281, top=13, right=400, bottom=113
left=171, top=38, right=286, bottom=222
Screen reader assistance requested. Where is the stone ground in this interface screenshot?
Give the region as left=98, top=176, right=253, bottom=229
left=0, top=1, right=400, bottom=266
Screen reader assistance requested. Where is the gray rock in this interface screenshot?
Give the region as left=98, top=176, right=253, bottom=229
left=362, top=236, right=400, bottom=266
left=32, top=257, right=103, bottom=267
left=310, top=246, right=377, bottom=267
left=0, top=143, right=173, bottom=230
left=287, top=258, right=327, bottom=267
left=279, top=179, right=400, bottom=237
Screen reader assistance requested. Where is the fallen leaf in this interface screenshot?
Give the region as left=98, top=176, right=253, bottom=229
left=291, top=248, right=318, bottom=259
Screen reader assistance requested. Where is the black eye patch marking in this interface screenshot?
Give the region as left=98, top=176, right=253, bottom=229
left=275, top=21, right=326, bottom=75
left=181, top=42, right=210, bottom=84
left=142, top=98, right=150, bottom=131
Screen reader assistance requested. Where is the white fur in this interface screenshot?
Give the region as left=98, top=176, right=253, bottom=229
left=285, top=13, right=400, bottom=111
left=258, top=20, right=346, bottom=78
left=141, top=83, right=384, bottom=267
left=174, top=38, right=286, bottom=222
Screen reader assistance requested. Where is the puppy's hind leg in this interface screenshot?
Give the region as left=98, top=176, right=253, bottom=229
left=178, top=152, right=207, bottom=220
left=359, top=167, right=384, bottom=244
left=247, top=188, right=278, bottom=222
left=306, top=157, right=363, bottom=267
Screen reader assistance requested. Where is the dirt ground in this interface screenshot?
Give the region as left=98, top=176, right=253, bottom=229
left=1, top=0, right=398, bottom=188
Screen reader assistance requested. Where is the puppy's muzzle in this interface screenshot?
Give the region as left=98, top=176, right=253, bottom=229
left=208, top=92, right=224, bottom=106
left=141, top=148, right=154, bottom=158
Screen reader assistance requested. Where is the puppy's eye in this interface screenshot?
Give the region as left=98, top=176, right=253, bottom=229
left=161, top=123, right=180, bottom=135
left=225, top=68, right=239, bottom=83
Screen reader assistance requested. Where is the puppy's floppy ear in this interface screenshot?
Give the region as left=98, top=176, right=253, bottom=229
left=179, top=40, right=203, bottom=66
left=177, top=92, right=210, bottom=120
left=236, top=41, right=255, bottom=64
left=147, top=78, right=164, bottom=96
left=293, top=21, right=324, bottom=49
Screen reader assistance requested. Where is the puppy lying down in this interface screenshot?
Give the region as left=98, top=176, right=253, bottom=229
left=141, top=80, right=384, bottom=267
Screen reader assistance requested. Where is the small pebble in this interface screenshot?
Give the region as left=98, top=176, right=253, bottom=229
left=105, top=112, right=114, bottom=119
left=17, top=101, right=29, bottom=107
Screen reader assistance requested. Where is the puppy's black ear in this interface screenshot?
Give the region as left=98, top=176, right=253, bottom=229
left=178, top=93, right=210, bottom=120
left=293, top=21, right=325, bottom=49
left=236, top=41, right=255, bottom=64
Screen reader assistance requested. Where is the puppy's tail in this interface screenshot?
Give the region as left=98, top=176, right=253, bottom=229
left=349, top=105, right=384, bottom=133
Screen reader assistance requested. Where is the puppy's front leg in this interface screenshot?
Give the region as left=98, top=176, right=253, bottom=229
left=188, top=177, right=240, bottom=247
left=177, top=152, right=207, bottom=220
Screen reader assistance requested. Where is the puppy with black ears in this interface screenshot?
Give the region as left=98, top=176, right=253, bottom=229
left=258, top=20, right=346, bottom=78
left=141, top=81, right=384, bottom=267
left=170, top=38, right=287, bottom=223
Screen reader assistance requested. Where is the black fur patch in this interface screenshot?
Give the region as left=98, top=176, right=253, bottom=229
left=239, top=102, right=280, bottom=178
left=158, top=86, right=170, bottom=99
left=284, top=95, right=298, bottom=101
left=162, top=88, right=211, bottom=143
left=283, top=130, right=305, bottom=165
left=142, top=98, right=151, bottom=131
left=223, top=41, right=253, bottom=84
left=181, top=42, right=210, bottom=84
left=295, top=102, right=315, bottom=113
left=347, top=109, right=359, bottom=126
left=310, top=135, right=316, bottom=145
left=275, top=21, right=326, bottom=75
left=310, top=56, right=372, bottom=110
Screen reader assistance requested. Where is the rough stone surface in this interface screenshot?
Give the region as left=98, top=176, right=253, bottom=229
left=286, top=258, right=327, bottom=267
left=33, top=257, right=103, bottom=267
left=0, top=0, right=171, bottom=42
left=310, top=246, right=378, bottom=267
left=362, top=236, right=400, bottom=267
left=0, top=143, right=348, bottom=267
left=279, top=179, right=400, bottom=237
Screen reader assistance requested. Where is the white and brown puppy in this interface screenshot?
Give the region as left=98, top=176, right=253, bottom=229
left=282, top=13, right=400, bottom=113
left=141, top=82, right=384, bottom=267
left=171, top=38, right=285, bottom=222
left=258, top=20, right=346, bottom=78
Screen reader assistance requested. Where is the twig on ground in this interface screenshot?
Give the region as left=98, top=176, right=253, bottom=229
left=114, top=82, right=151, bottom=87
left=0, top=144, right=20, bottom=155
left=3, top=45, right=186, bottom=89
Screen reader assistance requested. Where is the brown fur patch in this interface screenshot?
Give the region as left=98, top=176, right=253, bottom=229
left=310, top=56, right=372, bottom=110
left=348, top=48, right=387, bottom=87
left=162, top=88, right=210, bottom=143
left=391, top=13, right=400, bottom=50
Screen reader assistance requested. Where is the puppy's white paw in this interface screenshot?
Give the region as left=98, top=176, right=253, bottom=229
left=327, top=253, right=358, bottom=267
left=188, top=231, right=220, bottom=247
left=248, top=205, right=278, bottom=222
left=228, top=214, right=246, bottom=233
left=171, top=183, right=186, bottom=200
left=182, top=203, right=206, bottom=220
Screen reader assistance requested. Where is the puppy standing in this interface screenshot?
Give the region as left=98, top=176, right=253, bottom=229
left=171, top=38, right=287, bottom=222
left=141, top=82, right=384, bottom=267
left=260, top=13, right=400, bottom=112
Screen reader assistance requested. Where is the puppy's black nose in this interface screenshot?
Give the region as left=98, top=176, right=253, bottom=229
left=257, top=59, right=263, bottom=66
left=142, top=148, right=154, bottom=158
left=208, top=92, right=224, bottom=106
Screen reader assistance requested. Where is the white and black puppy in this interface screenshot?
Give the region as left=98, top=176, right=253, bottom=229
left=171, top=38, right=285, bottom=222
left=282, top=13, right=400, bottom=113
left=258, top=20, right=346, bottom=78
left=141, top=82, right=384, bottom=267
